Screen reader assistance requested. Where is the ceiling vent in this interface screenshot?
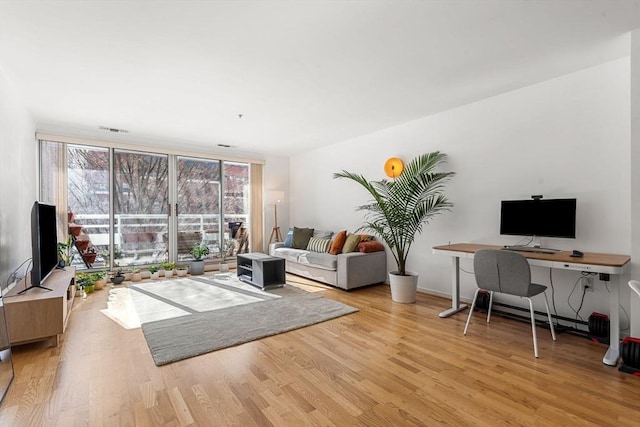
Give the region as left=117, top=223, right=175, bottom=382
left=217, top=144, right=236, bottom=148
left=98, top=126, right=129, bottom=133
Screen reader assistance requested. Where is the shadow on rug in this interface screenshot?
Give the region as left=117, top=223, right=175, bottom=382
left=136, top=276, right=358, bottom=366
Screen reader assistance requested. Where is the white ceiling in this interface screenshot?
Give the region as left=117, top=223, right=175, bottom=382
left=1, top=0, right=638, bottom=157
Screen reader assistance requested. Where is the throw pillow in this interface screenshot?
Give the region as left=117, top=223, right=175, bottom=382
left=342, top=233, right=361, bottom=253
left=291, top=227, right=314, bottom=249
left=306, top=237, right=331, bottom=253
left=329, top=230, right=348, bottom=255
left=359, top=234, right=376, bottom=242
left=313, top=229, right=333, bottom=240
left=357, top=241, right=385, bottom=253
left=283, top=227, right=294, bottom=247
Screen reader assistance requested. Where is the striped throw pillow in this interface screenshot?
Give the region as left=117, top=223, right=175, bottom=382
left=306, top=237, right=331, bottom=253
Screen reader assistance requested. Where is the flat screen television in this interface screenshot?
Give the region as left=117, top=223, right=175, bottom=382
left=500, top=198, right=576, bottom=239
left=26, top=201, right=58, bottom=293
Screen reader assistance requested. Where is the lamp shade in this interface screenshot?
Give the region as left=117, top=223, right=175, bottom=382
left=384, top=157, right=404, bottom=178
left=267, top=191, right=285, bottom=204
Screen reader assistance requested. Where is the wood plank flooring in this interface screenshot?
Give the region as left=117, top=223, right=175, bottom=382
left=0, top=274, right=638, bottom=426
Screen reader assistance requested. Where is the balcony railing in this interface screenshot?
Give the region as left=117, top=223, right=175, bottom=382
left=71, top=213, right=249, bottom=269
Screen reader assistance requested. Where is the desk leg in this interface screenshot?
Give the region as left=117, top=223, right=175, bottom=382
left=439, top=256, right=468, bottom=318
left=603, top=276, right=621, bottom=366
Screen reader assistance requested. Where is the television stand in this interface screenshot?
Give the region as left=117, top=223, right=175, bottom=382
left=4, top=267, right=76, bottom=346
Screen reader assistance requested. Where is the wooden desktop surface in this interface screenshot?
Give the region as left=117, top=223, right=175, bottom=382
left=432, top=243, right=630, bottom=268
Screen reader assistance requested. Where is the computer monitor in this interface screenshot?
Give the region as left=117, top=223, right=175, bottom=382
left=500, top=198, right=576, bottom=239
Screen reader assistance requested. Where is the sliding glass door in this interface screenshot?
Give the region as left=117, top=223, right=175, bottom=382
left=113, top=150, right=169, bottom=267
left=176, top=157, right=220, bottom=261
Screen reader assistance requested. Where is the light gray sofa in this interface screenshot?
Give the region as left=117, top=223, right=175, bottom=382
left=269, top=241, right=387, bottom=290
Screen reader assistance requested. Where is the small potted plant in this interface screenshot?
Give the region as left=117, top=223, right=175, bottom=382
left=111, top=266, right=125, bottom=285
left=176, top=264, right=188, bottom=277
left=82, top=246, right=98, bottom=265
left=76, top=272, right=96, bottom=294
left=163, top=261, right=176, bottom=278
left=57, top=235, right=73, bottom=267
left=190, top=243, right=209, bottom=275
left=148, top=265, right=160, bottom=280
left=131, top=266, right=142, bottom=282
left=92, top=270, right=107, bottom=290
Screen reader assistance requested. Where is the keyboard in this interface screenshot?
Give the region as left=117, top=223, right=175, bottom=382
left=503, top=246, right=560, bottom=254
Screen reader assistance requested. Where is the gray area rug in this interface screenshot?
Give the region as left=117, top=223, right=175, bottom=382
left=132, top=276, right=358, bottom=366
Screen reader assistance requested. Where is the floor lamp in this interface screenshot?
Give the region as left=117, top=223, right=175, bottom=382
left=267, top=191, right=284, bottom=245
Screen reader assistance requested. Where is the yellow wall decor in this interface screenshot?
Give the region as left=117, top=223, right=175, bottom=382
left=384, top=157, right=404, bottom=178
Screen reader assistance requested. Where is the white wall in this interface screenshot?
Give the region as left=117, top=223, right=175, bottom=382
left=290, top=57, right=632, bottom=326
left=631, top=29, right=640, bottom=336
left=263, top=154, right=289, bottom=251
left=0, top=71, right=37, bottom=290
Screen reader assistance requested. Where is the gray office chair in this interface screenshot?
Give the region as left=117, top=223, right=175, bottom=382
left=464, top=249, right=557, bottom=358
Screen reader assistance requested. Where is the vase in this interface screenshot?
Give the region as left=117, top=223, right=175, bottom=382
left=389, top=271, right=418, bottom=303
left=219, top=263, right=229, bottom=273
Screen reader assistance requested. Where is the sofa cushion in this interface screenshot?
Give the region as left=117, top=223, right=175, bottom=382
left=273, top=247, right=308, bottom=263
left=292, top=227, right=314, bottom=249
left=357, top=241, right=385, bottom=253
left=329, top=230, right=347, bottom=255
left=313, top=229, right=333, bottom=240
left=283, top=227, right=294, bottom=247
left=299, top=252, right=338, bottom=270
left=306, top=237, right=331, bottom=253
left=342, top=233, right=361, bottom=253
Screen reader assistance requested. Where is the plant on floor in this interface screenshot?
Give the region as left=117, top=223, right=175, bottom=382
left=111, top=265, right=125, bottom=285
left=76, top=272, right=96, bottom=294
left=334, top=152, right=455, bottom=303
left=148, top=265, right=159, bottom=274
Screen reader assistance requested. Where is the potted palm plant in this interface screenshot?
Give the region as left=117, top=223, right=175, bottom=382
left=334, top=152, right=455, bottom=303
left=190, top=243, right=209, bottom=275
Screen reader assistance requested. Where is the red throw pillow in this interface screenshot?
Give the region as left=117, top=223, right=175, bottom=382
left=329, top=230, right=348, bottom=255
left=357, top=241, right=385, bottom=253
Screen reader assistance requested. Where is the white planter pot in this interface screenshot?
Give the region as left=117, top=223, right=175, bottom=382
left=164, top=269, right=174, bottom=278
left=150, top=272, right=160, bottom=280
left=131, top=272, right=142, bottom=282
left=389, top=271, right=418, bottom=303
left=219, top=263, right=229, bottom=273
left=177, top=269, right=188, bottom=277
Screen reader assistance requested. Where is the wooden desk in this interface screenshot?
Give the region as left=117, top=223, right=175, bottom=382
left=432, top=243, right=630, bottom=366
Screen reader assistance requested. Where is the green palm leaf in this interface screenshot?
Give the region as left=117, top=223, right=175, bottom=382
left=333, top=152, right=455, bottom=275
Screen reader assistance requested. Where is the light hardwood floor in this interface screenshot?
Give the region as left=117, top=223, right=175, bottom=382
left=0, top=275, right=638, bottom=426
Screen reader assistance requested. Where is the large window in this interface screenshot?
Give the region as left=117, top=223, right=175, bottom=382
left=176, top=157, right=220, bottom=261
left=113, top=150, right=169, bottom=267
left=39, top=139, right=258, bottom=271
